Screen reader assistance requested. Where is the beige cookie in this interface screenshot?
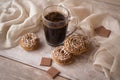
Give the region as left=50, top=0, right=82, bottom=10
left=19, top=33, right=39, bottom=51
left=64, top=34, right=89, bottom=55
left=52, top=46, right=74, bottom=65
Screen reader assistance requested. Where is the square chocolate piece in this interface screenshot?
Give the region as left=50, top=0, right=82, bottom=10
left=95, top=26, right=111, bottom=37
left=47, top=67, right=60, bottom=79
left=40, top=57, right=52, bottom=66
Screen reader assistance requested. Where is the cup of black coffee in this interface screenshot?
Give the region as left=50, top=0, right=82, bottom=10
left=42, top=5, right=74, bottom=46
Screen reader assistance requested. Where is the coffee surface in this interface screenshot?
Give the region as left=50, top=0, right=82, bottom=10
left=45, top=12, right=65, bottom=22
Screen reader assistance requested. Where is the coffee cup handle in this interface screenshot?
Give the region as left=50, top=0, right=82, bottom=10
left=57, top=4, right=78, bottom=37
left=66, top=16, right=79, bottom=37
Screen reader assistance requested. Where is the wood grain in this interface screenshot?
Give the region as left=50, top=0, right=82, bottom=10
left=0, top=56, right=69, bottom=80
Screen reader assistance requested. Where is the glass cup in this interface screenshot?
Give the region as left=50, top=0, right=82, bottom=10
left=42, top=5, right=77, bottom=47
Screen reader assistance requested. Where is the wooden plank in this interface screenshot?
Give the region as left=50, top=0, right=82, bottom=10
left=0, top=56, right=69, bottom=80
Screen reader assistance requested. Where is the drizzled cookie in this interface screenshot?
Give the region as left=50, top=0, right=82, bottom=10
left=64, top=34, right=89, bottom=55
left=19, top=33, right=39, bottom=50
left=52, top=46, right=74, bottom=65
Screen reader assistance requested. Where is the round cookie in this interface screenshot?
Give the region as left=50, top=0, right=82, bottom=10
left=52, top=46, right=74, bottom=65
left=64, top=34, right=89, bottom=55
left=19, top=33, right=39, bottom=51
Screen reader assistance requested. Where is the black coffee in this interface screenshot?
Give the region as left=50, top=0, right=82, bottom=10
left=43, top=12, right=67, bottom=46
left=45, top=12, right=65, bottom=22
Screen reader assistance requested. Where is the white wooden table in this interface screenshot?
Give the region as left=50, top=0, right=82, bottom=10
left=0, top=56, right=69, bottom=80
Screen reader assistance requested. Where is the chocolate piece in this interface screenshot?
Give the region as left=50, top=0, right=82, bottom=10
left=95, top=26, right=111, bottom=37
left=47, top=67, right=60, bottom=79
left=40, top=57, right=52, bottom=66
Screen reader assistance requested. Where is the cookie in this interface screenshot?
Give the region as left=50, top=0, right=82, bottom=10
left=64, top=34, right=89, bottom=55
left=19, top=33, right=39, bottom=51
left=52, top=46, right=74, bottom=65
